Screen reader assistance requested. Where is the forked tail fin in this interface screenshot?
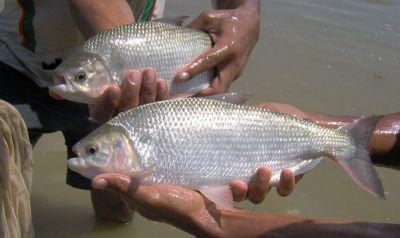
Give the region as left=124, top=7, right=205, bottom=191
left=337, top=115, right=385, bottom=199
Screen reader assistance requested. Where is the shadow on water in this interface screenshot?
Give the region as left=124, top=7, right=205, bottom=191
left=259, top=220, right=398, bottom=237
left=31, top=192, right=140, bottom=238
left=31, top=193, right=95, bottom=237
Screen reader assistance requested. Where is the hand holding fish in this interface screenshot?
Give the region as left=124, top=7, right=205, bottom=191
left=88, top=68, right=169, bottom=123
left=230, top=167, right=298, bottom=203
left=50, top=68, right=170, bottom=123
left=92, top=172, right=220, bottom=236
left=91, top=166, right=297, bottom=222
left=175, top=0, right=260, bottom=95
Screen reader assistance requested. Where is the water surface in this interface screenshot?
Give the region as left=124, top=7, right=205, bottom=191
left=32, top=0, right=400, bottom=237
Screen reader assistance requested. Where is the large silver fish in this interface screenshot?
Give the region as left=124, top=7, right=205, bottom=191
left=49, top=21, right=213, bottom=104
left=68, top=97, right=384, bottom=209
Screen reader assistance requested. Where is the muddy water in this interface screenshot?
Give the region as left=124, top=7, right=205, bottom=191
left=31, top=0, right=400, bottom=237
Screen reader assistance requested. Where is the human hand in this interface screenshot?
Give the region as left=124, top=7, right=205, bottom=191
left=50, top=68, right=169, bottom=124
left=174, top=1, right=260, bottom=95
left=91, top=169, right=299, bottom=236
left=230, top=167, right=300, bottom=204
left=91, top=173, right=214, bottom=225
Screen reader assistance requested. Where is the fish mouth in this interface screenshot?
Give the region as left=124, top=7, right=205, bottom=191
left=67, top=157, right=83, bottom=171
left=48, top=74, right=68, bottom=97
left=67, top=157, right=99, bottom=179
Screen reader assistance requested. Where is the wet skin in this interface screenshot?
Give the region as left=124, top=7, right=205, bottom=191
left=175, top=0, right=261, bottom=96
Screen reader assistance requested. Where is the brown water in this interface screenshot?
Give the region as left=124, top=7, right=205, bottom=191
left=32, top=0, right=400, bottom=237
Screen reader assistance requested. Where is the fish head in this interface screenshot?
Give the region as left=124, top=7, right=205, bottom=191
left=67, top=125, right=138, bottom=179
left=49, top=52, right=112, bottom=104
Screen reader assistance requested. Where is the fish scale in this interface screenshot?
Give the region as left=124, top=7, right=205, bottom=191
left=81, top=21, right=213, bottom=96
left=109, top=98, right=348, bottom=187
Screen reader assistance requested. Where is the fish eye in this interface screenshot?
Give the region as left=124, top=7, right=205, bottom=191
left=85, top=144, right=98, bottom=155
left=75, top=71, right=86, bottom=81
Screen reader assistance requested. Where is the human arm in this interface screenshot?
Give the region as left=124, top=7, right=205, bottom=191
left=68, top=0, right=135, bottom=39
left=175, top=0, right=261, bottom=95
left=92, top=173, right=399, bottom=238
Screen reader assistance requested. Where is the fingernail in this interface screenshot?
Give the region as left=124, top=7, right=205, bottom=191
left=129, top=70, right=141, bottom=85
left=108, top=89, right=119, bottom=101
left=94, top=179, right=108, bottom=189
left=258, top=168, right=269, bottom=182
left=143, top=69, right=155, bottom=86
left=144, top=69, right=155, bottom=80
left=177, top=72, right=190, bottom=82
left=159, top=80, right=166, bottom=93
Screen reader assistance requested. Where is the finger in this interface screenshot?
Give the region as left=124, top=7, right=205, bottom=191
left=92, top=173, right=132, bottom=194
left=229, top=180, right=248, bottom=202
left=196, top=61, right=237, bottom=96
left=175, top=43, right=234, bottom=82
left=139, top=68, right=157, bottom=105
left=248, top=167, right=272, bottom=204
left=117, top=70, right=141, bottom=113
left=156, top=79, right=169, bottom=101
left=90, top=86, right=121, bottom=123
left=198, top=73, right=233, bottom=97
left=277, top=169, right=295, bottom=197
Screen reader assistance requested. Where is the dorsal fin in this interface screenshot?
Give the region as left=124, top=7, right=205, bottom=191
left=204, top=92, right=254, bottom=105
left=153, top=15, right=189, bottom=26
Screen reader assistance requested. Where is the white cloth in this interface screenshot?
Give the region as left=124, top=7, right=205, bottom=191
left=0, top=100, right=34, bottom=238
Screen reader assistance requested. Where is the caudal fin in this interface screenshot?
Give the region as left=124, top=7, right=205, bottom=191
left=337, top=116, right=385, bottom=199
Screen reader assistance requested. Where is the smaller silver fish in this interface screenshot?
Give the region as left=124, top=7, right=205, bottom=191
left=49, top=21, right=213, bottom=104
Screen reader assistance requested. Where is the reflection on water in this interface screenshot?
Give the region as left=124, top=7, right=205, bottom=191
left=32, top=0, right=400, bottom=237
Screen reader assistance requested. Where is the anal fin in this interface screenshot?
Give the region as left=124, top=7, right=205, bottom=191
left=199, top=186, right=234, bottom=210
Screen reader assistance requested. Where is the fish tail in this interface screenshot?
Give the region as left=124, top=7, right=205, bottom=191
left=336, top=115, right=385, bottom=199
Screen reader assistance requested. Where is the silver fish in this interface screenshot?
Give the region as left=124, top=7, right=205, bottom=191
left=49, top=21, right=213, bottom=104
left=68, top=97, right=384, bottom=209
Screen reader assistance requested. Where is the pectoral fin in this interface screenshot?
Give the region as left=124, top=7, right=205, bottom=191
left=199, top=186, right=234, bottom=210
left=129, top=164, right=156, bottom=180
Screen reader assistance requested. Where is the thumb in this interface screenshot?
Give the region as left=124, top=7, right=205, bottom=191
left=92, top=173, right=132, bottom=194
left=187, top=10, right=213, bottom=30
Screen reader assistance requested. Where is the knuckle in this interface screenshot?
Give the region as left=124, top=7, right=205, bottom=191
left=143, top=193, right=161, bottom=207
left=203, top=54, right=218, bottom=66
left=229, top=41, right=241, bottom=55
left=201, top=10, right=214, bottom=19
